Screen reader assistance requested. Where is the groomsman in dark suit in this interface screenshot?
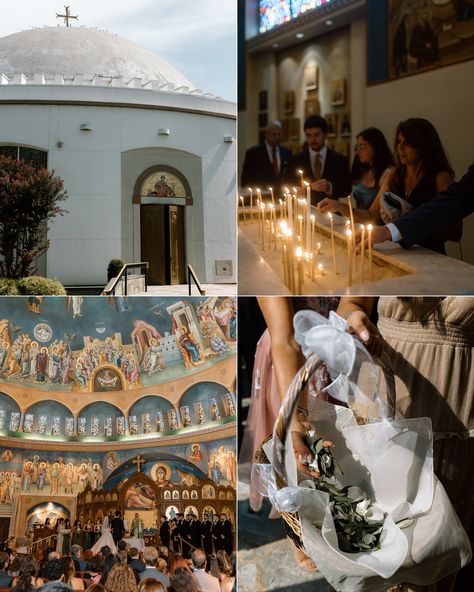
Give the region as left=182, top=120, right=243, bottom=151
left=283, top=115, right=351, bottom=205
left=213, top=513, right=233, bottom=556
left=159, top=515, right=170, bottom=549
left=241, top=121, right=292, bottom=189
left=201, top=512, right=213, bottom=555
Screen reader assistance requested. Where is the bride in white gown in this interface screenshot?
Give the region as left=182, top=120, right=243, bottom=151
left=91, top=515, right=116, bottom=554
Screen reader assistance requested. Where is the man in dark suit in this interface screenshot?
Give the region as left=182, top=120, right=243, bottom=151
left=111, top=511, right=125, bottom=545
left=213, top=513, right=233, bottom=556
left=356, top=163, right=474, bottom=249
left=128, top=547, right=146, bottom=574
left=201, top=512, right=213, bottom=555
left=283, top=115, right=351, bottom=205
left=241, top=121, right=292, bottom=189
left=159, top=515, right=170, bottom=549
left=138, top=546, right=170, bottom=587
left=190, top=513, right=202, bottom=550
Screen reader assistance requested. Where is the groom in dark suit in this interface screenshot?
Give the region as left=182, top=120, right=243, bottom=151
left=111, top=511, right=125, bottom=545
left=283, top=115, right=351, bottom=205
left=241, top=121, right=292, bottom=189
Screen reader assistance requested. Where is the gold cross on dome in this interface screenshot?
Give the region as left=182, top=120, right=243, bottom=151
left=132, top=454, right=146, bottom=473
left=56, top=5, right=79, bottom=27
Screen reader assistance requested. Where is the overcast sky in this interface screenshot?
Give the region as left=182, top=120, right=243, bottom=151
left=0, top=0, right=236, bottom=101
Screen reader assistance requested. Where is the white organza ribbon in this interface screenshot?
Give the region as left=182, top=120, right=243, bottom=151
left=251, top=463, right=303, bottom=512
left=293, top=310, right=388, bottom=419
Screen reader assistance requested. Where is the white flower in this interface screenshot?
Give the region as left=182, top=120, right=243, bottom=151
left=364, top=507, right=385, bottom=523
left=355, top=498, right=371, bottom=517
left=346, top=486, right=365, bottom=502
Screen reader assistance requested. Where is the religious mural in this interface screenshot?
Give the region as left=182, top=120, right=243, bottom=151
left=141, top=171, right=187, bottom=198
left=0, top=435, right=236, bottom=511
left=388, top=0, right=474, bottom=79
left=0, top=296, right=236, bottom=393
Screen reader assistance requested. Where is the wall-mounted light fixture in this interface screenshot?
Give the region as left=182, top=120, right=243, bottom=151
left=79, top=123, right=93, bottom=131
left=158, top=128, right=171, bottom=136
left=224, top=135, right=234, bottom=143
left=56, top=140, right=64, bottom=148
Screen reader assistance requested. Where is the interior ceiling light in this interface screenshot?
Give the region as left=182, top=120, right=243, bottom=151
left=325, top=19, right=334, bottom=26
left=296, top=32, right=304, bottom=39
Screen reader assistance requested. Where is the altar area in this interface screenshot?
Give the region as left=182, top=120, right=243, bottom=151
left=238, top=206, right=474, bottom=295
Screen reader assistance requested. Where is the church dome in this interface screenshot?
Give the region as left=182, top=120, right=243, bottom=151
left=0, top=26, right=194, bottom=88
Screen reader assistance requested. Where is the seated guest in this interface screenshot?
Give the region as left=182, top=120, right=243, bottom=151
left=241, top=121, right=292, bottom=189
left=116, top=540, right=128, bottom=563
left=169, top=553, right=191, bottom=575
left=37, top=583, right=73, bottom=592
left=71, top=544, right=89, bottom=571
left=0, top=550, right=13, bottom=587
left=350, top=127, right=394, bottom=210
left=12, top=555, right=45, bottom=591
left=191, top=549, right=220, bottom=592
left=138, top=546, right=170, bottom=588
left=104, top=563, right=138, bottom=592
left=128, top=547, right=146, bottom=574
left=157, top=546, right=169, bottom=561
left=138, top=578, right=167, bottom=592
left=63, top=557, right=85, bottom=591
left=356, top=162, right=474, bottom=249
left=283, top=115, right=352, bottom=205
left=169, top=567, right=200, bottom=592
left=216, top=551, right=235, bottom=592
left=319, top=117, right=460, bottom=253
left=41, top=558, right=66, bottom=583
left=98, top=551, right=117, bottom=586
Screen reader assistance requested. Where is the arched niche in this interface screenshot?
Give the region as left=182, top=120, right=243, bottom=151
left=128, top=395, right=175, bottom=434
left=0, top=392, right=21, bottom=431
left=77, top=401, right=123, bottom=437
left=179, top=381, right=229, bottom=424
left=26, top=501, right=70, bottom=531
left=132, top=165, right=193, bottom=206
left=23, top=400, right=72, bottom=436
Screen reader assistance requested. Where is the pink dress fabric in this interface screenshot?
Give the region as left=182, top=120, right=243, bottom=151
left=240, top=328, right=281, bottom=514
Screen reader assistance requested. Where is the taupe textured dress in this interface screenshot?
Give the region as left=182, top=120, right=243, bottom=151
left=377, top=297, right=474, bottom=592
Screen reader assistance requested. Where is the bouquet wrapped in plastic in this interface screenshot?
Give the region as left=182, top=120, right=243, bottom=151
left=252, top=310, right=471, bottom=592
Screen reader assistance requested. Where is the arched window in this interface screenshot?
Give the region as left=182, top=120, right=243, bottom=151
left=0, top=145, right=47, bottom=169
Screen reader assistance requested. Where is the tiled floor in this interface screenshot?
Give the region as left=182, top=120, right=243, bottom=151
left=238, top=463, right=334, bottom=592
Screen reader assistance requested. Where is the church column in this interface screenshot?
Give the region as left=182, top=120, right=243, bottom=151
left=18, top=412, right=25, bottom=432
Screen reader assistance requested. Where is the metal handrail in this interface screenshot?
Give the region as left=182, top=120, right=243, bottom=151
left=187, top=265, right=206, bottom=296
left=102, top=262, right=149, bottom=296
left=28, top=533, right=57, bottom=553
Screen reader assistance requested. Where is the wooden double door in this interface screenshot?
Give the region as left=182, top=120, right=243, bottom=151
left=140, top=204, right=185, bottom=285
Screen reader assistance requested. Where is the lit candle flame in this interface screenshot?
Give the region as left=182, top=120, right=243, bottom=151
left=296, top=246, right=303, bottom=258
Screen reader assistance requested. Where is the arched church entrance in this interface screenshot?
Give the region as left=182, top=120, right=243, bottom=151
left=134, top=166, right=192, bottom=285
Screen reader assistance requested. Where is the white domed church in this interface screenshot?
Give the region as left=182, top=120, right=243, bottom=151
left=0, top=26, right=236, bottom=287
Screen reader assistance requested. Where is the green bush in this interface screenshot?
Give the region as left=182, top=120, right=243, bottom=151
left=107, top=258, right=124, bottom=281
left=0, top=155, right=67, bottom=278
left=16, top=276, right=66, bottom=295
left=0, top=278, right=20, bottom=295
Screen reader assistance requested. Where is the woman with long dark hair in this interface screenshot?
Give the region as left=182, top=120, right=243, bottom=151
left=319, top=118, right=460, bottom=252
left=350, top=127, right=394, bottom=210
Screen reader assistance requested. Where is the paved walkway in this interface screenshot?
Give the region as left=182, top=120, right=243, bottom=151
left=238, top=463, right=334, bottom=592
left=140, top=283, right=236, bottom=296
